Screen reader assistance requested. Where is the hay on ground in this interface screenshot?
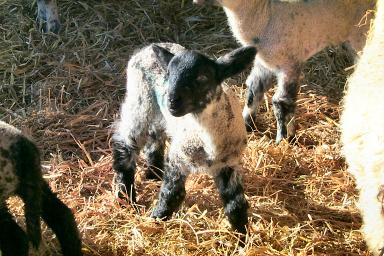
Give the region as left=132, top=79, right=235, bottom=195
left=0, top=0, right=368, bottom=255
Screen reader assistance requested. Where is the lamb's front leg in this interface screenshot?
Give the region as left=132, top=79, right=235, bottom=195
left=214, top=166, right=249, bottom=238
left=243, top=63, right=274, bottom=132
left=272, top=66, right=300, bottom=144
left=151, top=161, right=187, bottom=219
left=37, top=0, right=60, bottom=33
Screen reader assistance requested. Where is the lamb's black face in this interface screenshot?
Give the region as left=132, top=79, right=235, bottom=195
left=152, top=44, right=257, bottom=117
left=165, top=51, right=220, bottom=117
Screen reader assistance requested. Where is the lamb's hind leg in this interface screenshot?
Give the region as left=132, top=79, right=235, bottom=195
left=41, top=181, right=82, bottom=256
left=37, top=0, right=60, bottom=33
left=42, top=181, right=83, bottom=256
left=214, top=166, right=248, bottom=240
left=0, top=204, right=29, bottom=256
left=112, top=134, right=141, bottom=204
left=272, top=66, right=300, bottom=144
left=243, top=62, right=274, bottom=132
left=112, top=117, right=151, bottom=204
left=151, top=161, right=187, bottom=219
left=142, top=125, right=166, bottom=180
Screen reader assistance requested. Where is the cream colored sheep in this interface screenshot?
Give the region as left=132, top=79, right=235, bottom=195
left=195, top=0, right=375, bottom=143
left=341, top=0, right=384, bottom=255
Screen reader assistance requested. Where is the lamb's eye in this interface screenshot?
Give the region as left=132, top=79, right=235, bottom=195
left=196, top=75, right=208, bottom=83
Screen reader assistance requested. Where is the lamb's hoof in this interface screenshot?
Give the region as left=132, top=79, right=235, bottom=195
left=275, top=134, right=296, bottom=145
left=114, top=184, right=136, bottom=205
left=151, top=209, right=171, bottom=220
left=275, top=133, right=284, bottom=145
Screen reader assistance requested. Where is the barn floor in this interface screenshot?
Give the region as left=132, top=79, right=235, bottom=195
left=0, top=0, right=370, bottom=255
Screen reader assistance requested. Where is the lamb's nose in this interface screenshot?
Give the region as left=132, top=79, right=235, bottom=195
left=168, top=96, right=183, bottom=110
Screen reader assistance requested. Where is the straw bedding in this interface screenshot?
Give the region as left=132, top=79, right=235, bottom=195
left=0, top=0, right=369, bottom=255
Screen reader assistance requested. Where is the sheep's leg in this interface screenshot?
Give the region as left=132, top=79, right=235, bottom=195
left=151, top=161, right=187, bottom=219
left=356, top=184, right=384, bottom=255
left=243, top=63, right=274, bottom=132
left=41, top=181, right=83, bottom=256
left=272, top=67, right=300, bottom=144
left=142, top=126, right=166, bottom=180
left=18, top=183, right=42, bottom=250
left=11, top=137, right=42, bottom=249
left=37, top=0, right=60, bottom=33
left=214, top=166, right=248, bottom=241
left=0, top=204, right=29, bottom=256
left=112, top=134, right=142, bottom=203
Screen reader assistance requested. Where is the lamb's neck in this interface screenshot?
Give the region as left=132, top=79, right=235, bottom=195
left=223, top=0, right=271, bottom=46
left=194, top=90, right=225, bottom=131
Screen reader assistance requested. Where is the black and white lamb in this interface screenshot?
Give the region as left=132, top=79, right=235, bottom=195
left=112, top=43, right=257, bottom=236
left=0, top=121, right=82, bottom=256
left=194, top=0, right=375, bottom=143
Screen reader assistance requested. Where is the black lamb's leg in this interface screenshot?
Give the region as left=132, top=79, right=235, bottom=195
left=142, top=126, right=166, bottom=180
left=112, top=136, right=140, bottom=203
left=12, top=136, right=43, bottom=249
left=41, top=181, right=83, bottom=256
left=214, top=166, right=249, bottom=244
left=19, top=182, right=42, bottom=250
left=0, top=204, right=29, bottom=256
left=151, top=162, right=187, bottom=219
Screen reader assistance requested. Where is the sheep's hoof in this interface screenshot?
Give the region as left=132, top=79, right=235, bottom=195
left=151, top=209, right=171, bottom=220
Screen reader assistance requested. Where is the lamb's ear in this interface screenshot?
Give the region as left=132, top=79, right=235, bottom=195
left=152, top=45, right=175, bottom=70
left=216, top=46, right=257, bottom=80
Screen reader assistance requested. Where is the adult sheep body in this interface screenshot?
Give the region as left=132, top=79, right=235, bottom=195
left=0, top=121, right=82, bottom=256
left=341, top=0, right=384, bottom=255
left=194, top=0, right=375, bottom=143
left=112, top=43, right=257, bottom=236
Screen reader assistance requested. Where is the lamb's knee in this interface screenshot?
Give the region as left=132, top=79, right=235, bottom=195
left=37, top=0, right=60, bottom=33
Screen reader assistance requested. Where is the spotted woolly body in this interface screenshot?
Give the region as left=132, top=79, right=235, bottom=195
left=0, top=121, right=82, bottom=256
